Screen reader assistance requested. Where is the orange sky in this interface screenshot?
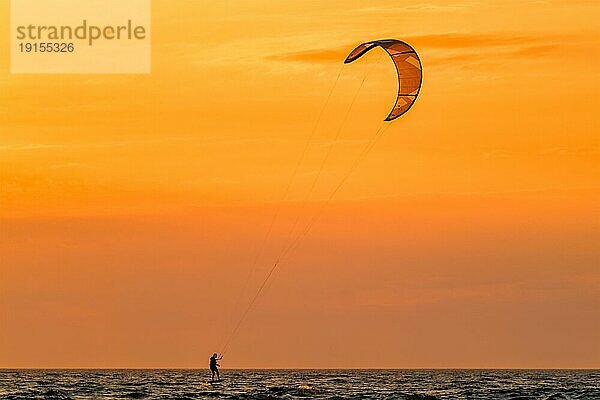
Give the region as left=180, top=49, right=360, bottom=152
left=1, top=0, right=599, bottom=368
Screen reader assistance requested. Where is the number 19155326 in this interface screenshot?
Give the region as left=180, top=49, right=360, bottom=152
left=19, top=42, right=74, bottom=53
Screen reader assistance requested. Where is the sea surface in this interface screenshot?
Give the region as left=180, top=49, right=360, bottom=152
left=0, top=369, right=598, bottom=399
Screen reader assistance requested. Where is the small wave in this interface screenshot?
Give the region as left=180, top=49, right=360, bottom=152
left=545, top=394, right=571, bottom=400
left=43, top=388, right=73, bottom=399
left=406, top=394, right=441, bottom=400
left=268, top=386, right=287, bottom=394
left=268, top=385, right=321, bottom=397
left=123, top=391, right=149, bottom=399
left=196, top=391, right=224, bottom=397
left=297, top=385, right=321, bottom=396
left=505, top=397, right=533, bottom=400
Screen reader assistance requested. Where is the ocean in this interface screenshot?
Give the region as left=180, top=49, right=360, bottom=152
left=0, top=369, right=598, bottom=399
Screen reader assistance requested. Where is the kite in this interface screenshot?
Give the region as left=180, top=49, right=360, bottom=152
left=345, top=39, right=422, bottom=121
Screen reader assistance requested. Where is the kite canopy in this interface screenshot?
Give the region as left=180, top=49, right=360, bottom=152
left=345, top=39, right=422, bottom=121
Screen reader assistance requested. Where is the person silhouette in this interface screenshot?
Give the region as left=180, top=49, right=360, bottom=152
left=209, top=353, right=223, bottom=381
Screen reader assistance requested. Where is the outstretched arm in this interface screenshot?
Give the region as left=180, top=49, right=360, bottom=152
left=218, top=354, right=224, bottom=360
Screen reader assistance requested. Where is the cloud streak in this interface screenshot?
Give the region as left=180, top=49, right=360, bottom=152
left=269, top=32, right=595, bottom=69
left=352, top=3, right=476, bottom=13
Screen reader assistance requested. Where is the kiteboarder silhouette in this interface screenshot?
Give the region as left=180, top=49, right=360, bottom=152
left=209, top=353, right=223, bottom=381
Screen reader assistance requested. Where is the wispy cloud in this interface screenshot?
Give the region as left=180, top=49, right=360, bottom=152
left=48, top=162, right=88, bottom=170
left=410, top=33, right=547, bottom=49
left=482, top=146, right=600, bottom=160
left=483, top=149, right=513, bottom=160
left=269, top=49, right=346, bottom=64
left=541, top=146, right=600, bottom=157
left=406, top=32, right=591, bottom=50
left=269, top=32, right=595, bottom=69
left=353, top=3, right=475, bottom=13
left=0, top=135, right=325, bottom=153
left=0, top=137, right=197, bottom=152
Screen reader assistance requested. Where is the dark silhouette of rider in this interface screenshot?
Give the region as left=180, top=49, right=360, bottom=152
left=209, top=353, right=223, bottom=381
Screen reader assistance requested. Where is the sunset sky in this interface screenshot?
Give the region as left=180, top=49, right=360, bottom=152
left=1, top=0, right=599, bottom=368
